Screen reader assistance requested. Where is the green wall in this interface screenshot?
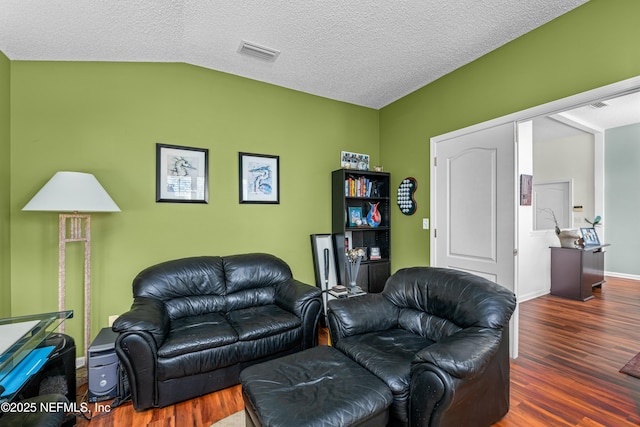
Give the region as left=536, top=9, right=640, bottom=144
left=605, top=123, right=640, bottom=276
left=380, top=0, right=640, bottom=270
left=10, top=62, right=378, bottom=350
left=0, top=51, right=10, bottom=317
left=6, top=0, right=640, bottom=352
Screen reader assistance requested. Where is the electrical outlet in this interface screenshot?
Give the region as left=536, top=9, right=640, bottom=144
left=108, top=315, right=119, bottom=327
left=422, top=218, right=429, bottom=229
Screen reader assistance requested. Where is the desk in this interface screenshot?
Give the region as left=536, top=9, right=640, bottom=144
left=550, top=244, right=609, bottom=301
left=0, top=311, right=74, bottom=403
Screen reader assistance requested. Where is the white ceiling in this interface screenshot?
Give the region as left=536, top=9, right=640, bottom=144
left=534, top=91, right=640, bottom=142
left=560, top=91, right=640, bottom=130
left=0, top=0, right=589, bottom=109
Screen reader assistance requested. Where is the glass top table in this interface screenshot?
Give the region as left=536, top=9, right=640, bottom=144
left=0, top=310, right=73, bottom=398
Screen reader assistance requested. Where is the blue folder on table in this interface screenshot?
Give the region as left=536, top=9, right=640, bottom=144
left=0, top=346, right=55, bottom=397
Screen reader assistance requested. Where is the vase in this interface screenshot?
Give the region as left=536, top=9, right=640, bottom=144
left=345, top=257, right=362, bottom=293
left=557, top=230, right=582, bottom=248
left=366, top=202, right=381, bottom=227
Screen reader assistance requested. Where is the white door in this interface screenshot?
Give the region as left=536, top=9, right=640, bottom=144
left=433, top=123, right=516, bottom=289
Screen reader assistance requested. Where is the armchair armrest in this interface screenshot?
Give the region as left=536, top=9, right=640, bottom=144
left=410, top=327, right=510, bottom=426
left=112, top=297, right=170, bottom=348
left=327, top=294, right=399, bottom=344
left=413, top=327, right=502, bottom=381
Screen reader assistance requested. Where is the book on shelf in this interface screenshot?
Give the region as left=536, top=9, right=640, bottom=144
left=329, top=285, right=348, bottom=298
left=344, top=176, right=375, bottom=198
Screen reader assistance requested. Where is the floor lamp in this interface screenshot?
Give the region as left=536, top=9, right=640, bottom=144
left=23, top=171, right=120, bottom=359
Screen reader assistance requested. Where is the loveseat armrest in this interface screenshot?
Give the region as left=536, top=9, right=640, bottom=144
left=413, top=327, right=502, bottom=381
left=275, top=279, right=323, bottom=348
left=275, top=279, right=321, bottom=316
left=113, top=296, right=170, bottom=348
left=327, top=294, right=400, bottom=345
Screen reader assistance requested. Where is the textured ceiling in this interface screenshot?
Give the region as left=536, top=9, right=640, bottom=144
left=0, top=0, right=588, bottom=109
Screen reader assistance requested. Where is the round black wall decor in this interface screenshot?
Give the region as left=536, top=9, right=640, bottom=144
left=397, top=177, right=417, bottom=215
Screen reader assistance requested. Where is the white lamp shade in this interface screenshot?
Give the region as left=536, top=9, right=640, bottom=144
left=23, top=171, right=121, bottom=212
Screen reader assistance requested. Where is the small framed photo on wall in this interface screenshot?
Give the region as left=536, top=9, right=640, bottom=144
left=520, top=174, right=532, bottom=206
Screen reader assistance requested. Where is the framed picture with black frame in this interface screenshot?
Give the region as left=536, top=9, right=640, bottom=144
left=520, top=174, right=532, bottom=206
left=348, top=207, right=363, bottom=226
left=239, top=152, right=280, bottom=204
left=156, top=143, right=208, bottom=203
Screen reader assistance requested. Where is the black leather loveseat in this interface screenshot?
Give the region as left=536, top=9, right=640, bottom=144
left=327, top=267, right=517, bottom=427
left=113, top=253, right=322, bottom=411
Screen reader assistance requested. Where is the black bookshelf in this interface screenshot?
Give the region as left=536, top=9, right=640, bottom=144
left=331, top=169, right=391, bottom=293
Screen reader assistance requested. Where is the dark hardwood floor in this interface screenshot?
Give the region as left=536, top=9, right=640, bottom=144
left=77, top=276, right=640, bottom=426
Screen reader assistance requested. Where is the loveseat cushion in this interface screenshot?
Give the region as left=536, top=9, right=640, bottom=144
left=334, top=329, right=434, bottom=422
left=224, top=253, right=293, bottom=294
left=157, top=305, right=304, bottom=379
left=132, top=256, right=227, bottom=320
left=228, top=304, right=301, bottom=340
left=157, top=344, right=240, bottom=381
left=236, top=328, right=302, bottom=362
left=158, top=313, right=237, bottom=358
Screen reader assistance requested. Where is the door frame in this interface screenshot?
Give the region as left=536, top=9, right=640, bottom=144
left=532, top=179, right=573, bottom=231
left=430, top=74, right=640, bottom=358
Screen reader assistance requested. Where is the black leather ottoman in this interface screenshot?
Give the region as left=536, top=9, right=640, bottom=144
left=240, top=345, right=393, bottom=427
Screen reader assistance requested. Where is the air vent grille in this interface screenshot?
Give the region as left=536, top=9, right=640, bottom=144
left=238, top=41, right=280, bottom=62
left=589, top=101, right=609, bottom=109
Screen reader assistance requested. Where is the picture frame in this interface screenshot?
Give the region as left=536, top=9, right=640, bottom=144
left=239, top=152, right=280, bottom=204
left=156, top=143, right=208, bottom=203
left=356, top=247, right=368, bottom=261
left=580, top=227, right=600, bottom=246
left=310, top=234, right=339, bottom=292
left=341, top=151, right=370, bottom=170
left=348, top=207, right=363, bottom=226
left=520, top=174, right=532, bottom=206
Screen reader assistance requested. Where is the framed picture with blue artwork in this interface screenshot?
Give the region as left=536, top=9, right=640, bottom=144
left=239, top=152, right=280, bottom=204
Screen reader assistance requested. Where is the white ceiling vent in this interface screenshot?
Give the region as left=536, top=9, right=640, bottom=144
left=238, top=40, right=280, bottom=62
left=589, top=101, right=609, bottom=109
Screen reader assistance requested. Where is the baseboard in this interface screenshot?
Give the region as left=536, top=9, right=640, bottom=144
left=76, top=357, right=86, bottom=368
left=605, top=271, right=640, bottom=281
left=517, top=289, right=550, bottom=303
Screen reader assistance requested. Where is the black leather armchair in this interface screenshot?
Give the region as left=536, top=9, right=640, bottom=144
left=327, top=267, right=517, bottom=427
left=113, top=253, right=322, bottom=411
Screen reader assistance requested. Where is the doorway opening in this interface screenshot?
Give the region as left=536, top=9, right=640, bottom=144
left=430, top=75, right=640, bottom=358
